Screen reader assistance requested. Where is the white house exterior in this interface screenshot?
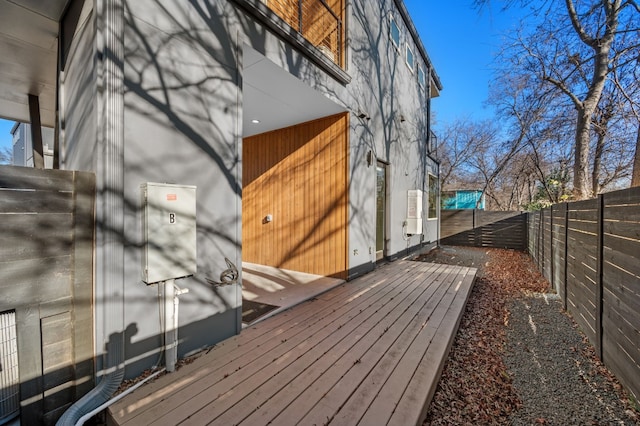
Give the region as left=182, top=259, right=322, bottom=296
left=10, top=122, right=55, bottom=168
left=0, top=0, right=442, bottom=422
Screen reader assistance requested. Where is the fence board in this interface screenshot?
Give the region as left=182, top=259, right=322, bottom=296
left=528, top=211, right=540, bottom=266
left=440, top=210, right=526, bottom=250
left=603, top=298, right=640, bottom=345
left=601, top=190, right=640, bottom=402
left=566, top=201, right=599, bottom=348
left=0, top=166, right=75, bottom=192
left=603, top=204, right=640, bottom=221
left=601, top=186, right=640, bottom=205
left=528, top=188, right=640, bottom=402
left=602, top=334, right=640, bottom=403
left=440, top=210, right=473, bottom=239
left=0, top=214, right=73, bottom=262
left=542, top=209, right=552, bottom=281
left=475, top=211, right=522, bottom=227
left=551, top=204, right=567, bottom=297
left=0, top=190, right=73, bottom=214
left=0, top=166, right=95, bottom=425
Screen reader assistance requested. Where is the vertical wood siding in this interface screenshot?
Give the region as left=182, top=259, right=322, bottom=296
left=243, top=113, right=348, bottom=279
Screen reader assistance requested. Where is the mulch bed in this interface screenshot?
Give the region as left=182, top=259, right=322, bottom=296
left=416, top=246, right=639, bottom=425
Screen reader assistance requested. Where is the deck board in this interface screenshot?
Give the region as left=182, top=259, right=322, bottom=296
left=108, top=260, right=476, bottom=426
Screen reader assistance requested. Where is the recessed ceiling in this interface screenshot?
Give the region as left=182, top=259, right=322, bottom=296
left=0, top=0, right=68, bottom=126
left=0, top=7, right=346, bottom=133
left=243, top=46, right=346, bottom=138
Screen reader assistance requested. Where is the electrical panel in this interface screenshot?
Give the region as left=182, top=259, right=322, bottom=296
left=141, top=183, right=197, bottom=284
left=406, top=189, right=423, bottom=235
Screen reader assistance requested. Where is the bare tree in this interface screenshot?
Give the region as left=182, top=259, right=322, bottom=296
left=0, top=146, right=11, bottom=165
left=437, top=118, right=494, bottom=190
left=478, top=0, right=640, bottom=199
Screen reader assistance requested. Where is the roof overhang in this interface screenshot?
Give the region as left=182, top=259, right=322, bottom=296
left=0, top=0, right=69, bottom=127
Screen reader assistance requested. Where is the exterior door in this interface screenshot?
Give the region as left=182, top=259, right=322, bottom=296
left=376, top=162, right=387, bottom=260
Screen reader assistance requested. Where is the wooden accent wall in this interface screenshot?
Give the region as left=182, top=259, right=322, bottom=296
left=243, top=113, right=348, bottom=279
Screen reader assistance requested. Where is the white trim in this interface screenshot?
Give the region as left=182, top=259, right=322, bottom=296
left=405, top=43, right=414, bottom=73
left=417, top=64, right=425, bottom=88
left=389, top=15, right=400, bottom=50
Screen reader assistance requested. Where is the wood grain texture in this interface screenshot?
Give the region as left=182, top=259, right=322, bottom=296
left=0, top=166, right=95, bottom=424
left=529, top=188, right=640, bottom=402
left=107, top=260, right=477, bottom=426
left=243, top=113, right=348, bottom=279
left=441, top=210, right=526, bottom=250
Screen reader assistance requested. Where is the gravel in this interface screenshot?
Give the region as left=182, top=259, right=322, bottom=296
left=417, top=245, right=639, bottom=425
left=506, top=294, right=638, bottom=425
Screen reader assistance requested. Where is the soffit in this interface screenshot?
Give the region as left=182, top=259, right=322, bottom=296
left=243, top=46, right=346, bottom=138
left=0, top=0, right=68, bottom=127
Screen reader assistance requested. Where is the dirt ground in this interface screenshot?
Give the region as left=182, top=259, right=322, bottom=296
left=415, top=245, right=639, bottom=425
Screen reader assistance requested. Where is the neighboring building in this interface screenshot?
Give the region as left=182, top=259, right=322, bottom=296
left=0, top=0, right=442, bottom=422
left=443, top=189, right=485, bottom=210
left=10, top=122, right=55, bottom=168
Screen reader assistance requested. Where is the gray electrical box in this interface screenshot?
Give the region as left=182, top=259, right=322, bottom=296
left=141, top=183, right=197, bottom=284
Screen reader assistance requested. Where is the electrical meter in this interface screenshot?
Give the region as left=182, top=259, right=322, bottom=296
left=141, top=183, right=197, bottom=283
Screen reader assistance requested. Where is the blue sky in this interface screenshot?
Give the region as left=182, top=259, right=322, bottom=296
left=403, top=0, right=526, bottom=129
left=0, top=119, right=13, bottom=154
left=0, top=1, right=525, bottom=155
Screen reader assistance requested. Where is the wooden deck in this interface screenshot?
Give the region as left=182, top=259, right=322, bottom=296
left=107, top=260, right=476, bottom=426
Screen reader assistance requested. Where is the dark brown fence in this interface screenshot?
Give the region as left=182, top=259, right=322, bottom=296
left=0, top=165, right=95, bottom=425
left=441, top=209, right=527, bottom=251
left=528, top=187, right=640, bottom=402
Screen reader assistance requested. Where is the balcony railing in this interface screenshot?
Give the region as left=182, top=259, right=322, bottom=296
left=262, top=0, right=343, bottom=68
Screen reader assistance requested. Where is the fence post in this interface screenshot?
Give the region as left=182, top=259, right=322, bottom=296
left=596, top=194, right=604, bottom=360
left=550, top=205, right=554, bottom=291
left=540, top=209, right=545, bottom=272
left=563, top=203, right=568, bottom=311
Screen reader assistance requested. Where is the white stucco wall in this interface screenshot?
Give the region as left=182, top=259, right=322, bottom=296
left=59, top=0, right=440, bottom=378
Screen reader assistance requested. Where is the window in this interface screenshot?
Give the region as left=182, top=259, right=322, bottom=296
left=428, top=174, right=438, bottom=219
left=417, top=65, right=426, bottom=88
left=390, top=16, right=400, bottom=49
left=405, top=44, right=414, bottom=72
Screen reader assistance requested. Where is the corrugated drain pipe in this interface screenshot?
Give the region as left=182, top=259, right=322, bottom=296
left=55, top=344, right=125, bottom=425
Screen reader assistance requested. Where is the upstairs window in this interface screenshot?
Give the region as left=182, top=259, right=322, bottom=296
left=405, top=44, right=414, bottom=72
left=417, top=64, right=426, bottom=88
left=390, top=16, right=400, bottom=49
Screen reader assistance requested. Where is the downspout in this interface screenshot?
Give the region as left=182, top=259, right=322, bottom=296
left=436, top=160, right=441, bottom=247
left=421, top=66, right=432, bottom=247
left=57, top=0, right=126, bottom=424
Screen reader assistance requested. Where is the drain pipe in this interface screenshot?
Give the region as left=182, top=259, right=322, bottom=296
left=56, top=336, right=125, bottom=426
left=165, top=280, right=189, bottom=372
left=74, top=368, right=165, bottom=426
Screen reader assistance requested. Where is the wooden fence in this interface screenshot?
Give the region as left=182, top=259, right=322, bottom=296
left=0, top=166, right=95, bottom=425
left=528, top=187, right=640, bottom=402
left=440, top=209, right=527, bottom=251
